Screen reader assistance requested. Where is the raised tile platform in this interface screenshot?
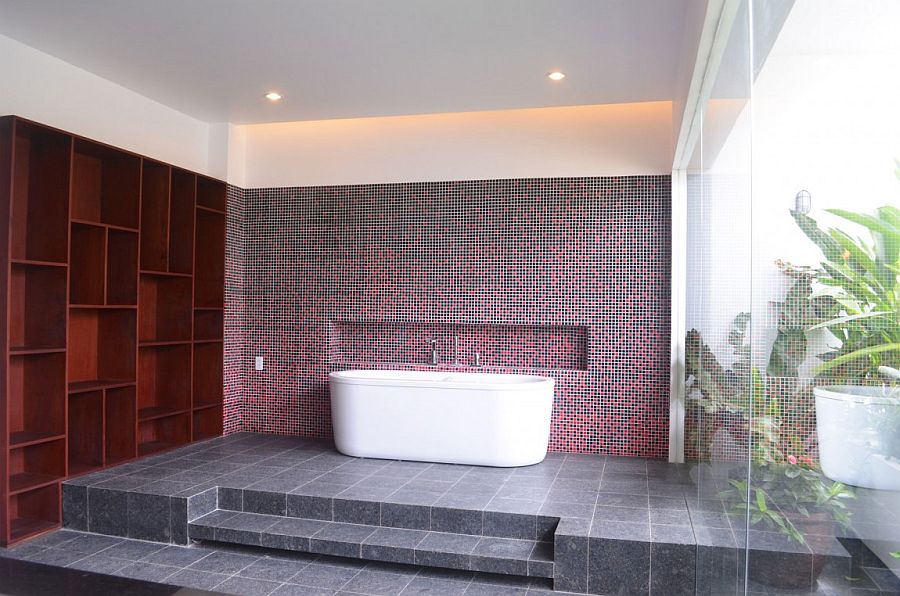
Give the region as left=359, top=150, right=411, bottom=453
left=60, top=432, right=859, bottom=594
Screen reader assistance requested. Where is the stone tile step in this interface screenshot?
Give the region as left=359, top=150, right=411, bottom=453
left=189, top=509, right=554, bottom=579
left=218, top=486, right=559, bottom=542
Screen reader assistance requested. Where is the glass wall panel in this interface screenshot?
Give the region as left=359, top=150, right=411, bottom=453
left=686, top=1, right=900, bottom=593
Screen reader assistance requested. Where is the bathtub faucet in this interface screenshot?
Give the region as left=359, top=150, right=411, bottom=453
left=453, top=336, right=460, bottom=366
left=427, top=338, right=439, bottom=365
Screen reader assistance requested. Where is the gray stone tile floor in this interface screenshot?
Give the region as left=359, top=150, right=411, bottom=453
left=0, top=530, right=567, bottom=595
left=4, top=432, right=899, bottom=594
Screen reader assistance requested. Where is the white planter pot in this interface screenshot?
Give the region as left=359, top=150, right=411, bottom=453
left=815, top=385, right=900, bottom=491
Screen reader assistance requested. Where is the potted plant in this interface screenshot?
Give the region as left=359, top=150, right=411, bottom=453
left=686, top=302, right=854, bottom=589
left=719, top=392, right=854, bottom=588
left=791, top=205, right=900, bottom=489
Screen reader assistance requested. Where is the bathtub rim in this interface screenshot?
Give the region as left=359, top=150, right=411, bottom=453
left=329, top=369, right=555, bottom=391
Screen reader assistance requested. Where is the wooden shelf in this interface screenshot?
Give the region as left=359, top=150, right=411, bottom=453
left=9, top=484, right=59, bottom=543
left=196, top=176, right=226, bottom=212
left=140, top=340, right=192, bottom=348
left=70, top=304, right=137, bottom=310
left=139, top=344, right=191, bottom=419
left=139, top=274, right=192, bottom=343
left=10, top=346, right=66, bottom=356
left=169, top=168, right=195, bottom=274
left=140, top=160, right=170, bottom=272
left=9, top=432, right=66, bottom=450
left=9, top=441, right=65, bottom=497
left=71, top=138, right=140, bottom=229
left=138, top=406, right=189, bottom=422
left=9, top=473, right=61, bottom=496
left=10, top=263, right=67, bottom=350
left=139, top=411, right=190, bottom=456
left=105, top=386, right=136, bottom=464
left=10, top=516, right=58, bottom=544
left=140, top=270, right=192, bottom=278
left=196, top=204, right=226, bottom=216
left=194, top=209, right=225, bottom=309
left=67, top=462, right=104, bottom=478
left=68, top=391, right=103, bottom=473
left=193, top=401, right=222, bottom=411
left=9, top=353, right=67, bottom=444
left=70, top=218, right=139, bottom=233
left=71, top=224, right=137, bottom=306
left=0, top=116, right=225, bottom=546
left=193, top=406, right=223, bottom=441
left=68, top=379, right=135, bottom=394
left=10, top=258, right=66, bottom=268
left=194, top=309, right=223, bottom=342
left=9, top=120, right=70, bottom=263
left=193, top=342, right=223, bottom=408
left=68, top=308, right=136, bottom=392
left=70, top=222, right=106, bottom=305
left=137, top=441, right=176, bottom=457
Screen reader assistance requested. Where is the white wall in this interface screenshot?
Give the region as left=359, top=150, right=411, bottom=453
left=0, top=33, right=677, bottom=189
left=0, top=33, right=211, bottom=175
left=236, top=102, right=673, bottom=188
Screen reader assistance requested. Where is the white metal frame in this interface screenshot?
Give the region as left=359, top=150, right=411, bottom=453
left=668, top=0, right=743, bottom=462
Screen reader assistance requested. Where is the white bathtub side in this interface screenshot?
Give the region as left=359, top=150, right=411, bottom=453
left=329, top=375, right=554, bottom=467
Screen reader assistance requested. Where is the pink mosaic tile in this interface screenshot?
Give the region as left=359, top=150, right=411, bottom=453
left=226, top=176, right=671, bottom=457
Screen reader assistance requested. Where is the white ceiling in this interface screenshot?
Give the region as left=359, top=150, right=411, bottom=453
left=0, top=0, right=695, bottom=125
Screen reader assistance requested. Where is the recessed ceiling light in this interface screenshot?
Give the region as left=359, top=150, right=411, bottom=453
left=547, top=71, right=566, bottom=81
left=264, top=91, right=283, bottom=102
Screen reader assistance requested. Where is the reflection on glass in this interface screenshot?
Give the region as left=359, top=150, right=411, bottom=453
left=685, top=0, right=900, bottom=593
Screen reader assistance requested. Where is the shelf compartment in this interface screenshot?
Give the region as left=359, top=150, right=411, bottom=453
left=10, top=263, right=67, bottom=352
left=8, top=353, right=66, bottom=444
left=196, top=176, right=226, bottom=212
left=194, top=209, right=225, bottom=308
left=9, top=439, right=65, bottom=495
left=193, top=341, right=223, bottom=408
left=107, top=229, right=138, bottom=305
left=10, top=120, right=71, bottom=263
left=9, top=484, right=59, bottom=543
left=70, top=223, right=106, bottom=305
left=139, top=274, right=192, bottom=342
left=169, top=168, right=195, bottom=274
left=72, top=138, right=140, bottom=229
left=194, top=309, right=223, bottom=341
left=140, top=160, right=170, bottom=272
left=138, top=343, right=191, bottom=420
left=138, top=412, right=190, bottom=456
left=68, top=391, right=103, bottom=474
left=193, top=406, right=222, bottom=441
left=68, top=308, right=136, bottom=389
left=106, top=386, right=136, bottom=465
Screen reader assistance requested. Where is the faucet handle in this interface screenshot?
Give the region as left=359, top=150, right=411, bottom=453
left=473, top=352, right=482, bottom=367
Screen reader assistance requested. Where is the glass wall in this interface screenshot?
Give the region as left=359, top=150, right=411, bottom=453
left=685, top=1, right=900, bottom=593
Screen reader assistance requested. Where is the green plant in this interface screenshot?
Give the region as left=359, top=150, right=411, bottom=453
left=791, top=205, right=900, bottom=380
left=724, top=462, right=852, bottom=543
left=719, top=381, right=854, bottom=544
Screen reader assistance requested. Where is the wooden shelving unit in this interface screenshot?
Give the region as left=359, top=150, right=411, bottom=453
left=0, top=116, right=226, bottom=546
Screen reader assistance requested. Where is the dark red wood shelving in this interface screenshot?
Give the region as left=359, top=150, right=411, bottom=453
left=0, top=115, right=226, bottom=546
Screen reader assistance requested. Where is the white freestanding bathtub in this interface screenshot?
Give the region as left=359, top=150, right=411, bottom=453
left=329, top=369, right=555, bottom=467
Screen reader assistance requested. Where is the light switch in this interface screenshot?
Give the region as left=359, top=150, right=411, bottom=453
left=255, top=356, right=264, bottom=371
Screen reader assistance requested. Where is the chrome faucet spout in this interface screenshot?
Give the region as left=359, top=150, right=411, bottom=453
left=427, top=338, right=439, bottom=366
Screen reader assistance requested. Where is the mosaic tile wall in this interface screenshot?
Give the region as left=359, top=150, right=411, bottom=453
left=237, top=176, right=672, bottom=457
left=224, top=184, right=245, bottom=434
